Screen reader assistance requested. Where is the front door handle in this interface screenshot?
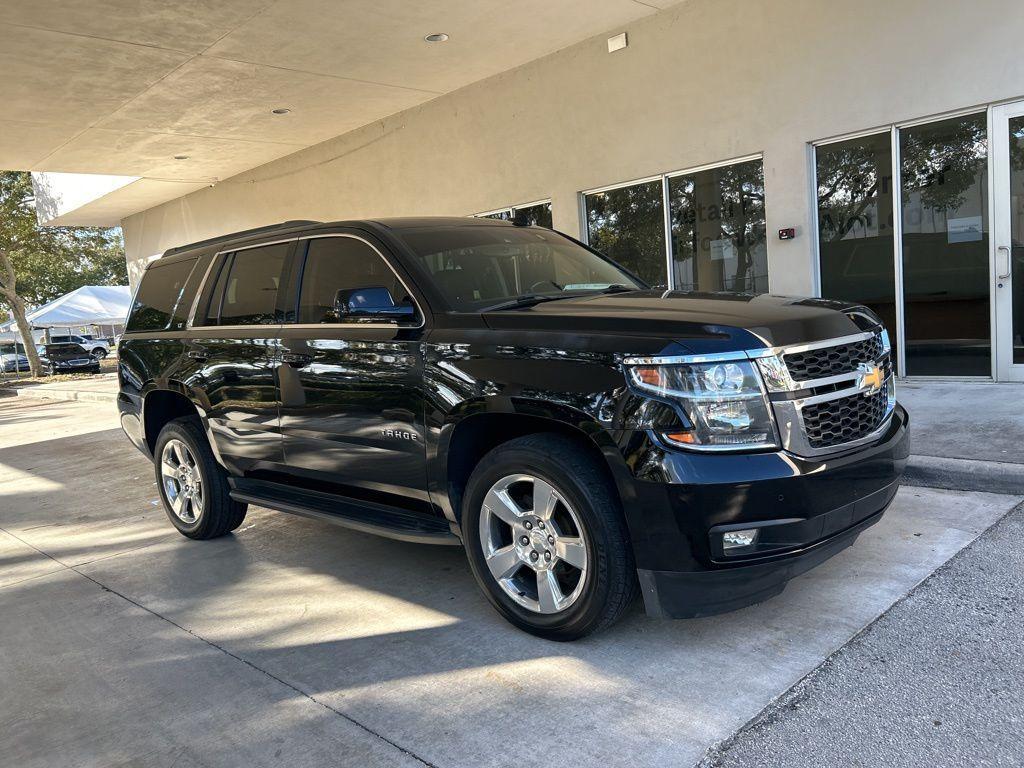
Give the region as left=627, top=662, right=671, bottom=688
left=187, top=349, right=209, bottom=361
left=282, top=352, right=313, bottom=367
left=997, top=245, right=1012, bottom=281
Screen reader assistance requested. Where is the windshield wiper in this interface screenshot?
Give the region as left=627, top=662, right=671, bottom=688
left=482, top=284, right=636, bottom=312
left=481, top=294, right=569, bottom=312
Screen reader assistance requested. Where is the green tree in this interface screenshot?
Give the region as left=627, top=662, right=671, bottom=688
left=0, top=171, right=126, bottom=376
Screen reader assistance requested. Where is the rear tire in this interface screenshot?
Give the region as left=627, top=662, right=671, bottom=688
left=462, top=433, right=636, bottom=640
left=153, top=417, right=247, bottom=539
left=92, top=348, right=107, bottom=359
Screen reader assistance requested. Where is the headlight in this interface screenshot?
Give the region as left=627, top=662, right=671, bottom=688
left=626, top=359, right=778, bottom=451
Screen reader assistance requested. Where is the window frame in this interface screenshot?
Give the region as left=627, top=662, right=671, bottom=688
left=186, top=238, right=296, bottom=329
left=579, top=154, right=767, bottom=291
left=287, top=233, right=426, bottom=330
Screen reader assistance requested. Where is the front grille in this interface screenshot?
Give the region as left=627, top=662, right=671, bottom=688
left=801, top=389, right=888, bottom=448
left=784, top=334, right=885, bottom=382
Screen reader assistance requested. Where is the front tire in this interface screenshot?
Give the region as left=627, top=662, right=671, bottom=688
left=154, top=417, right=247, bottom=539
left=462, top=434, right=636, bottom=640
left=92, top=348, right=107, bottom=359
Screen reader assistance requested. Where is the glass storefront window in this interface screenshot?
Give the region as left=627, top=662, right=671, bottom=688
left=584, top=180, right=667, bottom=286
left=1009, top=116, right=1024, bottom=365
left=816, top=133, right=898, bottom=361
left=668, top=159, right=767, bottom=293
left=514, top=201, right=553, bottom=228
left=900, top=113, right=990, bottom=376
left=478, top=201, right=553, bottom=228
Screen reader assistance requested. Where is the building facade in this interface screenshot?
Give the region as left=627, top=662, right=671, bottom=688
left=108, top=0, right=1024, bottom=380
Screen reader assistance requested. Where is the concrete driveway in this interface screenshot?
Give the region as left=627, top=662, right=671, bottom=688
left=1, top=396, right=1020, bottom=767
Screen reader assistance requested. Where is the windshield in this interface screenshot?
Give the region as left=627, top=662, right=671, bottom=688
left=398, top=226, right=644, bottom=311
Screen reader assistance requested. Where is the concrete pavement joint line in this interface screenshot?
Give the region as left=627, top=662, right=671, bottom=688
left=0, top=524, right=439, bottom=768
left=694, top=496, right=1024, bottom=767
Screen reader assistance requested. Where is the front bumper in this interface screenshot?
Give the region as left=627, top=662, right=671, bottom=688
left=623, top=403, right=909, bottom=619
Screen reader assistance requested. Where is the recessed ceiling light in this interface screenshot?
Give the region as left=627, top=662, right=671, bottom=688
left=271, top=108, right=291, bottom=115
left=173, top=155, right=189, bottom=160
left=424, top=33, right=449, bottom=43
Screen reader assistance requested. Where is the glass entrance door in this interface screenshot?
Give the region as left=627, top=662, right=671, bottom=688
left=993, top=102, right=1024, bottom=381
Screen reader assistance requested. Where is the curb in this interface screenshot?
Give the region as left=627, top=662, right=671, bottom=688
left=10, top=387, right=117, bottom=404
left=903, top=454, right=1024, bottom=495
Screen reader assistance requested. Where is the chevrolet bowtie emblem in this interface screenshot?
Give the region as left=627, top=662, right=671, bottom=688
left=857, top=362, right=884, bottom=393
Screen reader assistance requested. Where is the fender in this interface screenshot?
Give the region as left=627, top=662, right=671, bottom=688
left=136, top=378, right=227, bottom=467
left=429, top=394, right=639, bottom=531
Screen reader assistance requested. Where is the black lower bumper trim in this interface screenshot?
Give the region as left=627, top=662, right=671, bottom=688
left=637, top=503, right=888, bottom=619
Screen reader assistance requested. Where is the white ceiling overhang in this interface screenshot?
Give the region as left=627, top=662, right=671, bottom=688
left=1, top=0, right=676, bottom=226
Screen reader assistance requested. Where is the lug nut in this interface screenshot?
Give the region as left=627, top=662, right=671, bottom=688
left=544, top=551, right=552, bottom=561
left=530, top=551, right=539, bottom=562
left=524, top=521, right=533, bottom=530
left=547, top=534, right=555, bottom=544
left=520, top=536, right=529, bottom=545
left=538, top=521, right=545, bottom=529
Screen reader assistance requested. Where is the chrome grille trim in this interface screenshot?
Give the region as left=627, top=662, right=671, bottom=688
left=771, top=330, right=894, bottom=456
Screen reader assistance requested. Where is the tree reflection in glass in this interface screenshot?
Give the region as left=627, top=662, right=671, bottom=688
left=585, top=180, right=667, bottom=287
left=816, top=132, right=897, bottom=363
left=900, top=113, right=989, bottom=376
left=668, top=159, right=767, bottom=294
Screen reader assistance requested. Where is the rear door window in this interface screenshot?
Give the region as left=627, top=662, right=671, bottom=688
left=207, top=243, right=290, bottom=326
left=126, top=258, right=198, bottom=332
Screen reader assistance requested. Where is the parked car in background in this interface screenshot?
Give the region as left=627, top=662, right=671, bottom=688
left=48, top=334, right=111, bottom=359
left=118, top=217, right=908, bottom=640
left=36, top=343, right=102, bottom=375
left=0, top=343, right=30, bottom=373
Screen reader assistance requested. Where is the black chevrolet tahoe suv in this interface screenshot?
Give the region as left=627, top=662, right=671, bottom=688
left=118, top=217, right=909, bottom=640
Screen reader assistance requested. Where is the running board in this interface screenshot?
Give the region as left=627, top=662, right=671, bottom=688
left=229, top=479, right=460, bottom=546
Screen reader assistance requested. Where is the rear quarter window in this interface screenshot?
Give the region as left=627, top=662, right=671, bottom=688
left=126, top=258, right=198, bottom=332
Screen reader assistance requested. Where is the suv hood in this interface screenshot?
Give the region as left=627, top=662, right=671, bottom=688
left=481, top=290, right=874, bottom=353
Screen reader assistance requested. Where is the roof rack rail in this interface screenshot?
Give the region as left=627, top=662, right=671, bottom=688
left=162, top=220, right=321, bottom=257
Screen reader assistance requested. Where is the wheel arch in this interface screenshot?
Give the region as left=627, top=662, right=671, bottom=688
left=438, top=399, right=636, bottom=526
left=141, top=383, right=209, bottom=456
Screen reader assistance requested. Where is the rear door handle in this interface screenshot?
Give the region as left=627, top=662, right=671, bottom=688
left=282, top=352, right=313, bottom=367
left=187, top=349, right=208, bottom=361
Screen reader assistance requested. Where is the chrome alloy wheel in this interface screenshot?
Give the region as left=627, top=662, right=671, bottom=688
left=160, top=439, right=204, bottom=524
left=478, top=474, right=589, bottom=614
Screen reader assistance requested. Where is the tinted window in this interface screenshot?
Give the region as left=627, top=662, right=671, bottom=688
left=125, top=258, right=197, bottom=332
left=212, top=243, right=289, bottom=326
left=400, top=226, right=642, bottom=311
left=202, top=255, right=232, bottom=325
left=584, top=180, right=667, bottom=286
left=297, top=238, right=408, bottom=324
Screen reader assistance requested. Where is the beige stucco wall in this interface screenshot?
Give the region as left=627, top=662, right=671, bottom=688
left=121, top=0, right=1024, bottom=295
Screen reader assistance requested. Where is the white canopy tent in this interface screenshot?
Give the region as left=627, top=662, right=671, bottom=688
left=1, top=285, right=131, bottom=334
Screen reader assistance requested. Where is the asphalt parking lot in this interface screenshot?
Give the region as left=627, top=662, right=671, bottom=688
left=1, top=395, right=1020, bottom=767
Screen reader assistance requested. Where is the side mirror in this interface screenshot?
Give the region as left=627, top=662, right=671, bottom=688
left=334, top=287, right=415, bottom=321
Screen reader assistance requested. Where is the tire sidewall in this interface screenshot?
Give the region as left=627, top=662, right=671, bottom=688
left=153, top=421, right=210, bottom=536
left=462, top=442, right=621, bottom=639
